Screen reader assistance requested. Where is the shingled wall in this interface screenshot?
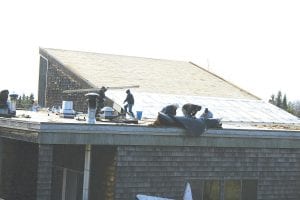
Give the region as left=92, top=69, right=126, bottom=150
left=45, top=58, right=91, bottom=112
left=115, top=146, right=300, bottom=200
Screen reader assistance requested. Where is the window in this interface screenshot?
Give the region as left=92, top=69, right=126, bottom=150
left=191, top=179, right=257, bottom=200
left=224, top=180, right=241, bottom=200
left=204, top=180, right=220, bottom=200
left=241, top=180, right=257, bottom=200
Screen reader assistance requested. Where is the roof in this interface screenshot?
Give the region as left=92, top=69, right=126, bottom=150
left=106, top=90, right=300, bottom=124
left=40, top=48, right=258, bottom=100
left=1, top=111, right=300, bottom=147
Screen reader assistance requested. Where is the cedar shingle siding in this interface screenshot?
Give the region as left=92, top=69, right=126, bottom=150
left=115, top=146, right=300, bottom=200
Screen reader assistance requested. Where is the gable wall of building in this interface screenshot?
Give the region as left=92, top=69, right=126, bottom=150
left=45, top=60, right=90, bottom=112
left=115, top=146, right=300, bottom=200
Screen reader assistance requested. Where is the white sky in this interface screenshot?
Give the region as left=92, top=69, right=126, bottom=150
left=0, top=0, right=299, bottom=101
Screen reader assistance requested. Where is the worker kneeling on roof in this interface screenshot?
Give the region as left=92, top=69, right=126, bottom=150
left=200, top=108, right=213, bottom=119
left=182, top=103, right=202, bottom=118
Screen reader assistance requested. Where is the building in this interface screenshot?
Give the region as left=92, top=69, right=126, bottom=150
left=38, top=48, right=258, bottom=111
left=1, top=48, right=300, bottom=200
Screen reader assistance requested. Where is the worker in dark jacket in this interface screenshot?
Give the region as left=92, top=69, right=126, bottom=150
left=182, top=103, right=202, bottom=118
left=96, top=86, right=107, bottom=116
left=98, top=86, right=107, bottom=109
left=161, top=104, right=179, bottom=116
left=123, top=89, right=135, bottom=117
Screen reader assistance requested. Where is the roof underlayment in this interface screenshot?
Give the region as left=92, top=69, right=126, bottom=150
left=106, top=90, right=300, bottom=124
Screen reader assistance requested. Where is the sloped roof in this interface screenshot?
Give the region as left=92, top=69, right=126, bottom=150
left=106, top=90, right=300, bottom=124
left=40, top=48, right=259, bottom=100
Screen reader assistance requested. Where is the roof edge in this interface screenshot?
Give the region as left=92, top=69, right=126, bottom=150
left=41, top=47, right=190, bottom=64
left=189, top=62, right=261, bottom=100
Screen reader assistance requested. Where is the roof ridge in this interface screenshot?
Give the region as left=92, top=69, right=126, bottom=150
left=42, top=47, right=190, bottom=64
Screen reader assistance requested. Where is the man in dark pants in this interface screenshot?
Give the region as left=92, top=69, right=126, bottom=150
left=123, top=89, right=135, bottom=117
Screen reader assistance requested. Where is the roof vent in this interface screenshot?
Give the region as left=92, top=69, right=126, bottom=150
left=9, top=93, right=18, bottom=116
left=99, top=106, right=118, bottom=120
left=60, top=101, right=75, bottom=118
left=85, top=93, right=99, bottom=124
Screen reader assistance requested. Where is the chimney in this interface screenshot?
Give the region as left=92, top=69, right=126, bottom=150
left=85, top=93, right=99, bottom=124
left=9, top=93, right=18, bottom=116
left=60, top=101, right=75, bottom=118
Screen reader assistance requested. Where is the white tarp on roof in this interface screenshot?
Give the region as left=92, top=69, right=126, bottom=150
left=136, top=195, right=174, bottom=200
left=106, top=90, right=300, bottom=124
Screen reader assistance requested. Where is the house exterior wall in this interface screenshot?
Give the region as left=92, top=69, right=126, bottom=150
left=2, top=119, right=300, bottom=200
left=45, top=61, right=90, bottom=112
left=39, top=49, right=93, bottom=111
left=115, top=146, right=300, bottom=200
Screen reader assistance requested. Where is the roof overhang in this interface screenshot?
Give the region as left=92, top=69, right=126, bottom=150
left=1, top=117, right=300, bottom=149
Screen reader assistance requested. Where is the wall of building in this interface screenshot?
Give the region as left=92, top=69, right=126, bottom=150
left=0, top=138, right=38, bottom=200
left=45, top=61, right=89, bottom=112
left=115, top=146, right=300, bottom=200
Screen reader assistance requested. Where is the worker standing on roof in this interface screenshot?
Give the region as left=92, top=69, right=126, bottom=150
left=123, top=89, right=135, bottom=117
left=96, top=86, right=107, bottom=116
left=98, top=86, right=107, bottom=109
left=200, top=108, right=213, bottom=119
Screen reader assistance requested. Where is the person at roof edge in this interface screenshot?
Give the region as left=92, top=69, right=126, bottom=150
left=161, top=104, right=179, bottom=116
left=123, top=89, right=135, bottom=117
left=200, top=108, right=213, bottom=119
left=182, top=103, right=202, bottom=118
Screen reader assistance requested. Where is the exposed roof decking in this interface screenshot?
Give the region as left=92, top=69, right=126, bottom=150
left=41, top=48, right=258, bottom=100
left=106, top=91, right=300, bottom=124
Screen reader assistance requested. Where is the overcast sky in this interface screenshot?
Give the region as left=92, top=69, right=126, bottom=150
left=0, top=0, right=299, bottom=101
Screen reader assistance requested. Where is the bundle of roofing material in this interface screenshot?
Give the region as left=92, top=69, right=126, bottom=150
left=156, top=112, right=222, bottom=135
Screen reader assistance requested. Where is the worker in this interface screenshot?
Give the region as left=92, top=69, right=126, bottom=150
left=96, top=86, right=107, bottom=116
left=98, top=86, right=107, bottom=109
left=182, top=103, right=202, bottom=118
left=123, top=89, right=135, bottom=117
left=200, top=108, right=213, bottom=119
left=161, top=104, right=179, bottom=116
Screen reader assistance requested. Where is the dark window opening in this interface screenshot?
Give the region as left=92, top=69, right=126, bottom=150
left=204, top=180, right=220, bottom=200
left=191, top=179, right=257, bottom=200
